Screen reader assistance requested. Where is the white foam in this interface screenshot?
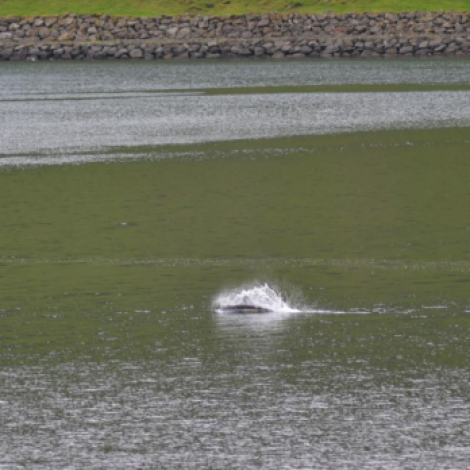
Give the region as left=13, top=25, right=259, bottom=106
left=212, top=282, right=301, bottom=314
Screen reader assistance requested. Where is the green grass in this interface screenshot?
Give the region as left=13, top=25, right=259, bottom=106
left=1, top=0, right=469, bottom=18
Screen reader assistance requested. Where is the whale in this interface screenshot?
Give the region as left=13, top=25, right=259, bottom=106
left=219, top=304, right=271, bottom=314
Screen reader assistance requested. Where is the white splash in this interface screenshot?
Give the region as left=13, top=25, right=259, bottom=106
left=213, top=283, right=301, bottom=313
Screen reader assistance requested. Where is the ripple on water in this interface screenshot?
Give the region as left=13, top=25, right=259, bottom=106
left=2, top=91, right=470, bottom=160
left=2, top=362, right=470, bottom=469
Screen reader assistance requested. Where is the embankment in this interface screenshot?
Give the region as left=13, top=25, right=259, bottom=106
left=1, top=11, right=469, bottom=60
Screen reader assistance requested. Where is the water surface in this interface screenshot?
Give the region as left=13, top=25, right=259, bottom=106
left=1, top=60, right=470, bottom=469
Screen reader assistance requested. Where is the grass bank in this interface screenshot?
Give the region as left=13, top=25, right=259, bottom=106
left=1, top=0, right=469, bottom=17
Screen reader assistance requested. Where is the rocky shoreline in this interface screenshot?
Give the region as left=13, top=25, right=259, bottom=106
left=1, top=11, right=470, bottom=60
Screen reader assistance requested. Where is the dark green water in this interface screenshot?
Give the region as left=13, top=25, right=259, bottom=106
left=1, top=60, right=470, bottom=469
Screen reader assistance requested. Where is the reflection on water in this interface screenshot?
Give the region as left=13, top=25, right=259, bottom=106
left=2, top=91, right=470, bottom=158
left=2, top=59, right=470, bottom=100
left=1, top=59, right=470, bottom=159
left=3, top=348, right=470, bottom=469
left=1, top=60, right=470, bottom=469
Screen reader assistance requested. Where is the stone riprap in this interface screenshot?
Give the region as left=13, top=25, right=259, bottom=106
left=1, top=11, right=470, bottom=60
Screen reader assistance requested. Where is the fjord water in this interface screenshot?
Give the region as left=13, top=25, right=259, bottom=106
left=1, top=60, right=470, bottom=469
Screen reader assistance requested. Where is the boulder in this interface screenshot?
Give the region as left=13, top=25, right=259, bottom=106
left=58, top=32, right=74, bottom=41
left=38, top=27, right=50, bottom=39
left=176, top=27, right=191, bottom=38
left=429, top=38, right=443, bottom=47
left=166, top=27, right=179, bottom=38
left=0, top=48, right=13, bottom=59
left=323, top=45, right=338, bottom=54
left=129, top=48, right=143, bottom=58
left=399, top=46, right=413, bottom=54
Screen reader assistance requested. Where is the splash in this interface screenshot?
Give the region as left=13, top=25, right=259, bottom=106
left=213, top=283, right=301, bottom=314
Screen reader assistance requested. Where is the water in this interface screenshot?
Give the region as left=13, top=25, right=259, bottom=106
left=2, top=60, right=470, bottom=160
left=1, top=59, right=470, bottom=469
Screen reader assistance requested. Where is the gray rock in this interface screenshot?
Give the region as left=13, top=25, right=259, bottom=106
left=177, top=27, right=191, bottom=38
left=172, top=45, right=187, bottom=55
left=399, top=46, right=413, bottom=54
left=444, top=46, right=457, bottom=54
left=115, top=48, right=128, bottom=58
left=129, top=48, right=143, bottom=58
left=1, top=11, right=469, bottom=62
left=0, top=48, right=13, bottom=59
left=323, top=45, right=338, bottom=54
left=58, top=32, right=74, bottom=41
left=166, top=27, right=179, bottom=38
left=429, top=38, right=443, bottom=48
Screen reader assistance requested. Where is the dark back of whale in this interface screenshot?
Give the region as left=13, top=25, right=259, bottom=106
left=220, top=304, right=271, bottom=314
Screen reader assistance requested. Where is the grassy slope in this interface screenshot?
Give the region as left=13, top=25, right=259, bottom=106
left=1, top=0, right=469, bottom=17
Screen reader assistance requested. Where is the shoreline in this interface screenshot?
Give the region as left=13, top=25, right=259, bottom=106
left=1, top=11, right=470, bottom=60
